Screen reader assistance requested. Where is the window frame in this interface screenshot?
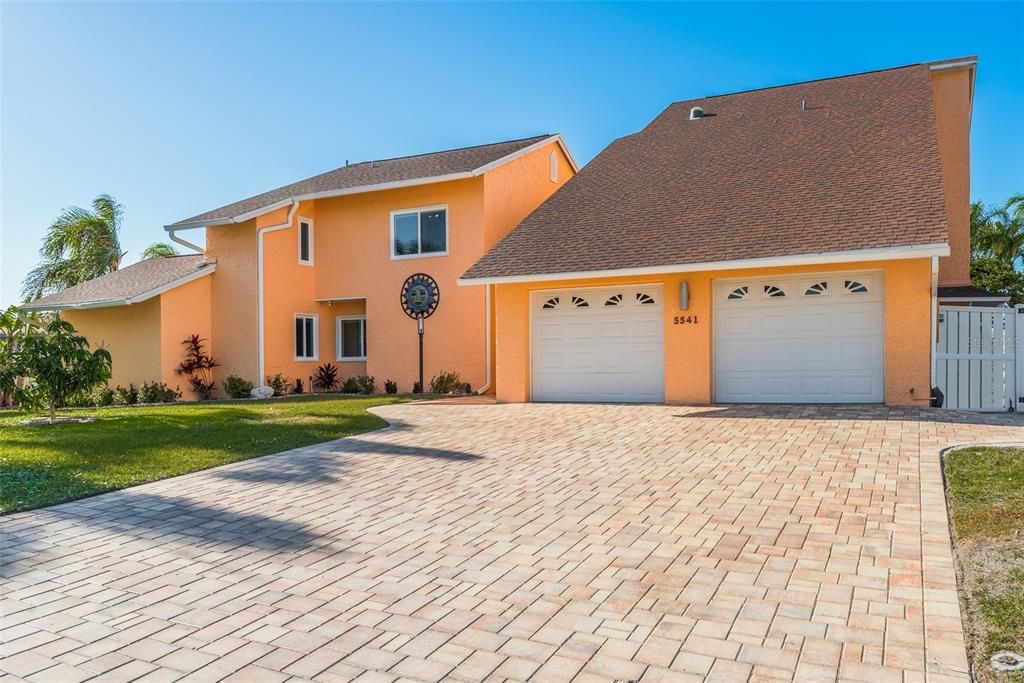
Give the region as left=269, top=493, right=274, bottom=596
left=297, top=217, right=314, bottom=266
left=389, top=204, right=449, bottom=260
left=294, top=313, right=319, bottom=361
left=335, top=315, right=367, bottom=362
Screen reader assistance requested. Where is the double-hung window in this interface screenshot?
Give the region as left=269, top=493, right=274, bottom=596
left=391, top=206, right=447, bottom=258
left=336, top=316, right=367, bottom=361
left=294, top=314, right=318, bottom=360
left=298, top=219, right=313, bottom=265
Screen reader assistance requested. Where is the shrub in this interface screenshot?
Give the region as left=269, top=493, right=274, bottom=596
left=429, top=370, right=462, bottom=395
left=413, top=380, right=422, bottom=394
left=175, top=335, right=218, bottom=399
left=341, top=376, right=361, bottom=394
left=223, top=375, right=254, bottom=399
left=293, top=378, right=304, bottom=394
left=94, top=386, right=114, bottom=406
left=384, top=379, right=398, bottom=395
left=356, top=375, right=376, bottom=395
left=312, top=363, right=339, bottom=392
left=112, top=384, right=139, bottom=405
left=265, top=373, right=291, bottom=397
left=140, top=381, right=180, bottom=404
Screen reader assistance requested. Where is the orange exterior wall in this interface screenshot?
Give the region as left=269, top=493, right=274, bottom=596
left=931, top=68, right=972, bottom=286
left=63, top=298, right=162, bottom=390
left=492, top=258, right=933, bottom=407
left=159, top=274, right=213, bottom=398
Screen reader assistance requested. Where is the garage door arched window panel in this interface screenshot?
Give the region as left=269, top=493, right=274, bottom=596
left=541, top=297, right=560, bottom=310
left=762, top=284, right=786, bottom=298
left=726, top=286, right=749, bottom=301
left=571, top=296, right=590, bottom=308
left=635, top=292, right=657, bottom=305
left=804, top=281, right=829, bottom=296
left=844, top=279, right=870, bottom=294
left=604, top=293, right=624, bottom=306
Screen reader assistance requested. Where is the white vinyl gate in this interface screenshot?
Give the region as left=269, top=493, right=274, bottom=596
left=935, top=305, right=1019, bottom=411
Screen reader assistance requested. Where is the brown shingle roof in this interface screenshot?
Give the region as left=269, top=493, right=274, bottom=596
left=463, top=63, right=954, bottom=281
left=23, top=255, right=214, bottom=309
left=169, top=135, right=554, bottom=227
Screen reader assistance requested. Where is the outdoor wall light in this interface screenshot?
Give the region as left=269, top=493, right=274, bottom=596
left=679, top=281, right=689, bottom=310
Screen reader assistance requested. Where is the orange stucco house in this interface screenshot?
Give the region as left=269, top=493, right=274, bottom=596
left=27, top=57, right=993, bottom=406
left=25, top=136, right=577, bottom=397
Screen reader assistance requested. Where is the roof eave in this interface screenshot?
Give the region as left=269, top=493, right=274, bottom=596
left=164, top=135, right=576, bottom=231
left=23, top=263, right=216, bottom=311
left=458, top=242, right=951, bottom=286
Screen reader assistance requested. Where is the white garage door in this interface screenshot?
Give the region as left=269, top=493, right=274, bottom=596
left=532, top=286, right=664, bottom=402
left=714, top=272, right=884, bottom=403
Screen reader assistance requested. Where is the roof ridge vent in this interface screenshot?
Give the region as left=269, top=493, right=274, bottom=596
left=689, top=106, right=705, bottom=120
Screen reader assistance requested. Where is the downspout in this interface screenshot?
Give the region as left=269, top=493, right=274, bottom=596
left=257, top=200, right=299, bottom=384
left=930, top=255, right=939, bottom=395
left=476, top=284, right=492, bottom=394
left=167, top=228, right=205, bottom=254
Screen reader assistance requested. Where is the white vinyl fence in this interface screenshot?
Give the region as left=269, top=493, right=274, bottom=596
left=935, top=305, right=1018, bottom=411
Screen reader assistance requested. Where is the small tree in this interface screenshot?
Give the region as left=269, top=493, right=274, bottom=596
left=175, top=335, right=219, bottom=399
left=18, top=318, right=112, bottom=422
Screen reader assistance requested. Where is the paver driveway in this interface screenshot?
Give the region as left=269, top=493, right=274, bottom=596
left=3, top=403, right=1023, bottom=682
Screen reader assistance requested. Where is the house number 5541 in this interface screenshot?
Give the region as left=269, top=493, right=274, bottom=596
left=673, top=315, right=699, bottom=325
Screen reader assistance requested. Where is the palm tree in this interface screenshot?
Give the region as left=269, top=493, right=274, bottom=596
left=142, top=242, right=179, bottom=259
left=971, top=194, right=1024, bottom=267
left=22, top=194, right=126, bottom=300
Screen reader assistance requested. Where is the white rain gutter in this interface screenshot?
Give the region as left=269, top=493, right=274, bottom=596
left=476, top=285, right=492, bottom=395
left=930, top=255, right=939, bottom=391
left=167, top=228, right=205, bottom=254
left=257, top=200, right=299, bottom=383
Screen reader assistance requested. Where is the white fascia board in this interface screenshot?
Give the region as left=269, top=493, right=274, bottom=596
left=24, top=299, right=131, bottom=311
left=457, top=243, right=951, bottom=286
left=928, top=59, right=977, bottom=72
left=162, top=135, right=579, bottom=232
left=314, top=296, right=367, bottom=302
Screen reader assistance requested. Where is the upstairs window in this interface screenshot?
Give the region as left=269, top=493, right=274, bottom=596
left=392, top=206, right=447, bottom=258
left=298, top=219, right=313, bottom=265
left=294, top=314, right=318, bottom=360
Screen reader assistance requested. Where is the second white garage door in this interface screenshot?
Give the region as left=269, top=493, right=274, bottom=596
left=714, top=271, right=884, bottom=403
left=532, top=286, right=664, bottom=402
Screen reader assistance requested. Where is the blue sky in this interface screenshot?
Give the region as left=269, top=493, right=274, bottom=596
left=2, top=2, right=1022, bottom=306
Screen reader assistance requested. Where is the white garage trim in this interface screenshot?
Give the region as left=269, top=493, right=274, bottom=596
left=713, top=270, right=885, bottom=404
left=530, top=284, right=664, bottom=403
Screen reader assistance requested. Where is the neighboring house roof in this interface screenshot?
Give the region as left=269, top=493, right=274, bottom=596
left=462, top=59, right=972, bottom=283
left=167, top=135, right=576, bottom=229
left=937, top=285, right=1009, bottom=302
left=23, top=255, right=215, bottom=310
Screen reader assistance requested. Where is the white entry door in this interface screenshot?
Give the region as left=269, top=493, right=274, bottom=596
left=714, top=272, right=884, bottom=403
left=531, top=286, right=664, bottom=402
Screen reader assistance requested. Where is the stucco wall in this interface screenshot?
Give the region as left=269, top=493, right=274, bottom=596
left=493, top=258, right=933, bottom=407
left=159, top=274, right=213, bottom=398
left=63, top=298, right=162, bottom=390
left=931, top=68, right=972, bottom=286
left=205, top=219, right=259, bottom=384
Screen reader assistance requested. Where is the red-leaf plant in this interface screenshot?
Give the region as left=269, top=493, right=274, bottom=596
left=175, top=334, right=219, bottom=399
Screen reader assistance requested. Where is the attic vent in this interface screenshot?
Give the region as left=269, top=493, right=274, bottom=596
left=689, top=106, right=705, bottom=120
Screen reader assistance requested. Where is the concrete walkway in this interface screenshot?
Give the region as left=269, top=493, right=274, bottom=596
left=2, top=402, right=1022, bottom=682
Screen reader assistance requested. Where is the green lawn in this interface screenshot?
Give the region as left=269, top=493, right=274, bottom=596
left=0, top=395, right=412, bottom=514
left=944, top=446, right=1024, bottom=682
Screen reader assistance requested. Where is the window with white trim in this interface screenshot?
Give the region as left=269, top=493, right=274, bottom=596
left=294, top=314, right=318, bottom=360
left=298, top=219, right=313, bottom=265
left=391, top=206, right=447, bottom=258
left=336, top=316, right=367, bottom=361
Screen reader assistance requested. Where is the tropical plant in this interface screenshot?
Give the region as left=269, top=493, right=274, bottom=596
left=17, top=318, right=112, bottom=422
left=429, top=370, right=462, bottom=395
left=971, top=195, right=1024, bottom=266
left=140, top=381, right=180, bottom=404
left=223, top=375, right=254, bottom=399
left=312, top=363, right=339, bottom=392
left=113, top=384, right=140, bottom=405
left=175, top=335, right=218, bottom=399
left=141, top=242, right=179, bottom=259
left=0, top=306, right=40, bottom=407
left=265, top=373, right=291, bottom=397
left=341, top=376, right=361, bottom=394
left=356, top=375, right=376, bottom=395
left=384, top=379, right=398, bottom=395
left=22, top=194, right=127, bottom=300
left=971, top=255, right=1024, bottom=306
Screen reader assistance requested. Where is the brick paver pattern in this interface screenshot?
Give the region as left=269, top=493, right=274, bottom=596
left=3, top=403, right=1023, bottom=682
